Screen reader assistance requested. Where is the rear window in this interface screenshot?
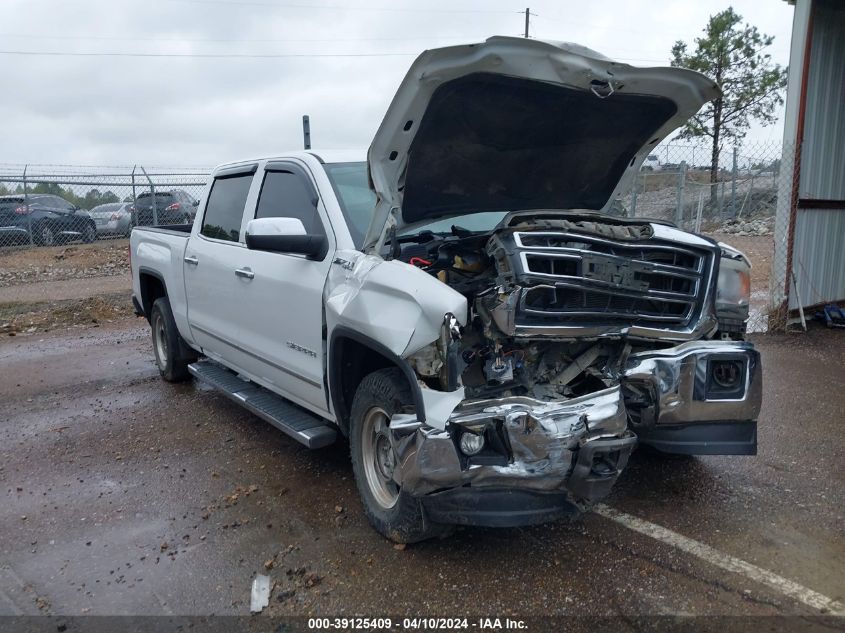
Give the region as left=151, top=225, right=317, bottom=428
left=92, top=203, right=122, bottom=212
left=136, top=192, right=176, bottom=204
left=200, top=174, right=253, bottom=242
left=0, top=197, right=24, bottom=208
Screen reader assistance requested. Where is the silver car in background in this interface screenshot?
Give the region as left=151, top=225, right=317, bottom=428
left=90, top=202, right=133, bottom=237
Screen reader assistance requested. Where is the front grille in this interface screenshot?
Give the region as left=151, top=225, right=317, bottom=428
left=505, top=230, right=712, bottom=329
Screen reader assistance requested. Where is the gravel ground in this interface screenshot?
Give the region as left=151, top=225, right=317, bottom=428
left=0, top=240, right=130, bottom=287
left=0, top=292, right=135, bottom=336
left=0, top=321, right=842, bottom=621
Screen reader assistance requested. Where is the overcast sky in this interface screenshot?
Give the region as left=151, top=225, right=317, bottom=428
left=0, top=0, right=796, bottom=169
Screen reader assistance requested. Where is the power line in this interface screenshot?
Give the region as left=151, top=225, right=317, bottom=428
left=0, top=47, right=677, bottom=64
left=0, top=50, right=418, bottom=58
left=156, top=0, right=517, bottom=13
left=0, top=32, right=481, bottom=44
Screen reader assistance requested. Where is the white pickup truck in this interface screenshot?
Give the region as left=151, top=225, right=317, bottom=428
left=130, top=37, right=761, bottom=542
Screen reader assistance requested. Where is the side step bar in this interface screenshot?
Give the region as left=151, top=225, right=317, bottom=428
left=188, top=360, right=337, bottom=449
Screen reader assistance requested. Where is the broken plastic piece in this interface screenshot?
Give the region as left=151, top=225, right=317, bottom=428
left=250, top=574, right=271, bottom=613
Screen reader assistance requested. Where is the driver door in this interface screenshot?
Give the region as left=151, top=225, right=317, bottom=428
left=227, top=161, right=334, bottom=415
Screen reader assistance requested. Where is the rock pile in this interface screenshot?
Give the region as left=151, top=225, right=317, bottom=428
left=719, top=216, right=775, bottom=236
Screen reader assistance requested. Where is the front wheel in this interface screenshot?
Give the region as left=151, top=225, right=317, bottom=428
left=150, top=297, right=195, bottom=382
left=349, top=368, right=443, bottom=543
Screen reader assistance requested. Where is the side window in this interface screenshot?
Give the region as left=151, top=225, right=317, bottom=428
left=255, top=170, right=324, bottom=236
left=200, top=173, right=253, bottom=242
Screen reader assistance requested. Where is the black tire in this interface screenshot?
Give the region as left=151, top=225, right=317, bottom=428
left=82, top=222, right=96, bottom=243
left=150, top=297, right=196, bottom=382
left=349, top=368, right=443, bottom=543
left=33, top=222, right=55, bottom=247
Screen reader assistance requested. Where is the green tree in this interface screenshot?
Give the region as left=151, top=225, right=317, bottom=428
left=670, top=7, right=787, bottom=202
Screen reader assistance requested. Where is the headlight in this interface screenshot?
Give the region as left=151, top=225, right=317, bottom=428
left=717, top=258, right=751, bottom=307
left=715, top=243, right=751, bottom=336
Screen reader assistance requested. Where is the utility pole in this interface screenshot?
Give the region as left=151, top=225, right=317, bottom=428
left=524, top=7, right=530, bottom=38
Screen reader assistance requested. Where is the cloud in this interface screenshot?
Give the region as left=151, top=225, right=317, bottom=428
left=0, top=0, right=795, bottom=167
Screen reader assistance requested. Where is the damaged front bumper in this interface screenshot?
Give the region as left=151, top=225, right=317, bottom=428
left=623, top=340, right=762, bottom=455
left=388, top=385, right=636, bottom=527
left=387, top=340, right=761, bottom=527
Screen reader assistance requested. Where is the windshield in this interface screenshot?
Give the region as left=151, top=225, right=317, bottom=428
left=323, top=162, right=376, bottom=249
left=398, top=211, right=508, bottom=236
left=322, top=161, right=629, bottom=249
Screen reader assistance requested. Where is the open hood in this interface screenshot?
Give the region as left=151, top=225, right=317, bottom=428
left=363, top=36, right=719, bottom=250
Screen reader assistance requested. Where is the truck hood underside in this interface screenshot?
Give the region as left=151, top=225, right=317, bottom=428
left=364, top=36, right=719, bottom=249
left=400, top=73, right=677, bottom=222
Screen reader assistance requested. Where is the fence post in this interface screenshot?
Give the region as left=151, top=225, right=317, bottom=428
left=139, top=165, right=157, bottom=225
left=23, top=164, right=33, bottom=245
left=630, top=172, right=638, bottom=217
left=675, top=161, right=687, bottom=226
left=695, top=189, right=704, bottom=233
left=730, top=146, right=738, bottom=218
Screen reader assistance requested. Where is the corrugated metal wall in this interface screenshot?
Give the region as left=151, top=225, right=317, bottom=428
left=788, top=0, right=845, bottom=310
left=790, top=208, right=845, bottom=308
left=799, top=0, right=845, bottom=199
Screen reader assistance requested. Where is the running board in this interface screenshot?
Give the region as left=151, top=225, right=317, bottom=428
left=188, top=360, right=337, bottom=449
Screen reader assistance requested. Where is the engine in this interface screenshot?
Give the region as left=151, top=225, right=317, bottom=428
left=399, top=215, right=719, bottom=402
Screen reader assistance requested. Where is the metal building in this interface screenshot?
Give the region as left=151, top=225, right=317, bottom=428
left=773, top=0, right=845, bottom=321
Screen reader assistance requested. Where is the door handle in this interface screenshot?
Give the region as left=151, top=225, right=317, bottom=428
left=234, top=267, right=255, bottom=280
left=184, top=255, right=199, bottom=265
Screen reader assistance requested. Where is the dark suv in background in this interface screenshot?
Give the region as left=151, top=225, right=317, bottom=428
left=0, top=194, right=96, bottom=246
left=130, top=190, right=198, bottom=227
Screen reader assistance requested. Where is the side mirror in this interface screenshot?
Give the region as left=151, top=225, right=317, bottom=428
left=245, top=217, right=327, bottom=260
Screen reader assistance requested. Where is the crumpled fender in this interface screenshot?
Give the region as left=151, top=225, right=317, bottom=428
left=325, top=250, right=467, bottom=358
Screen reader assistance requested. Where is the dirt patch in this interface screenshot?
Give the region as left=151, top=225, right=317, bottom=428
left=0, top=292, right=136, bottom=335
left=0, top=240, right=130, bottom=287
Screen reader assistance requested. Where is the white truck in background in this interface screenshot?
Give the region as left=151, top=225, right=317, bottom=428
left=130, top=37, right=761, bottom=543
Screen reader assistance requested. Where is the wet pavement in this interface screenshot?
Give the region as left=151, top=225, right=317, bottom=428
left=0, top=320, right=843, bottom=618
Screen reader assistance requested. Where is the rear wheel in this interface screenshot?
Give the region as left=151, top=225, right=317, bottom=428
left=34, top=222, right=55, bottom=247
left=349, top=368, right=443, bottom=543
left=150, top=297, right=195, bottom=382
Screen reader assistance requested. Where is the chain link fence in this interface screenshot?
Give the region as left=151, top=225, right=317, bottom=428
left=0, top=164, right=209, bottom=249
left=613, top=141, right=789, bottom=334
left=0, top=144, right=794, bottom=335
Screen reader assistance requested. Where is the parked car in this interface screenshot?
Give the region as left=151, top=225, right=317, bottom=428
left=90, top=202, right=133, bottom=237
left=130, top=190, right=199, bottom=227
left=0, top=194, right=96, bottom=246
left=131, top=37, right=760, bottom=543
left=641, top=154, right=662, bottom=171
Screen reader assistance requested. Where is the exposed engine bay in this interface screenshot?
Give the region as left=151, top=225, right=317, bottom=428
left=400, top=214, right=721, bottom=403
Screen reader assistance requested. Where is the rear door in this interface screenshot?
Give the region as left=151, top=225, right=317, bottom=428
left=43, top=196, right=76, bottom=232
left=225, top=160, right=334, bottom=414
left=183, top=164, right=258, bottom=366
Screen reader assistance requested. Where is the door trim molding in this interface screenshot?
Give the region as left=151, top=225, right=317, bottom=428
left=190, top=324, right=322, bottom=389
